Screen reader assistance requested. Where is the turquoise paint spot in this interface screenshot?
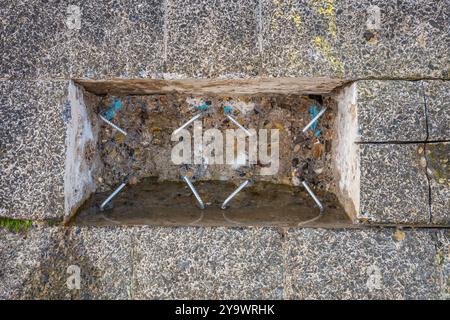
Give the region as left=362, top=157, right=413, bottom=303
left=103, top=99, right=123, bottom=120
left=196, top=104, right=209, bottom=110
left=309, top=105, right=319, bottom=131
left=308, top=105, right=322, bottom=137
left=223, top=106, right=233, bottom=114
left=314, top=130, right=322, bottom=138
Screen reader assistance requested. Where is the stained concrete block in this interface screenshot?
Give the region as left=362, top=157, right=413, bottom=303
left=165, top=0, right=260, bottom=78
left=285, top=228, right=445, bottom=299
left=133, top=227, right=284, bottom=299
left=356, top=81, right=427, bottom=142
left=1, top=1, right=165, bottom=79
left=261, top=0, right=449, bottom=79
left=1, top=0, right=71, bottom=78
left=0, top=227, right=57, bottom=299
left=358, top=144, right=430, bottom=224
left=423, top=80, right=450, bottom=141
left=426, top=143, right=450, bottom=225
left=0, top=226, right=133, bottom=299
left=69, top=0, right=165, bottom=79
left=0, top=80, right=68, bottom=220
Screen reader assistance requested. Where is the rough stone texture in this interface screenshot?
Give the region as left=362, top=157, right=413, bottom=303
left=358, top=144, right=430, bottom=224
left=1, top=0, right=164, bottom=79
left=285, top=228, right=445, bottom=299
left=0, top=226, right=132, bottom=299
left=423, top=80, right=450, bottom=141
left=261, top=0, right=449, bottom=79
left=1, top=226, right=448, bottom=299
left=0, top=227, right=57, bottom=299
left=133, top=227, right=284, bottom=299
left=2, top=1, right=448, bottom=80
left=426, top=143, right=450, bottom=225
left=0, top=80, right=68, bottom=220
left=166, top=0, right=260, bottom=78
left=1, top=0, right=71, bottom=79
left=356, top=80, right=427, bottom=142
left=68, top=0, right=165, bottom=79
left=436, top=230, right=450, bottom=300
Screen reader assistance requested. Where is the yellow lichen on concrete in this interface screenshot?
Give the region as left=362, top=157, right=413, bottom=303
left=272, top=0, right=302, bottom=30
left=313, top=0, right=337, bottom=38
left=314, top=36, right=344, bottom=73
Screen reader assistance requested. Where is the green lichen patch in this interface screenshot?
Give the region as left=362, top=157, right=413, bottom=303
left=0, top=217, right=33, bottom=233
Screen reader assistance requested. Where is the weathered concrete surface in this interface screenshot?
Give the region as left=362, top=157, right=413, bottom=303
left=1, top=1, right=448, bottom=80
left=0, top=226, right=448, bottom=299
left=0, top=226, right=132, bottom=300
left=356, top=81, right=427, bottom=142
left=166, top=0, right=260, bottom=78
left=285, top=228, right=448, bottom=299
left=423, top=80, right=450, bottom=141
left=133, top=227, right=284, bottom=299
left=358, top=144, right=430, bottom=224
left=426, top=143, right=450, bottom=225
left=437, top=230, right=450, bottom=300
left=1, top=0, right=71, bottom=79
left=0, top=81, right=68, bottom=220
left=261, top=0, right=449, bottom=79
left=1, top=0, right=164, bottom=79
left=69, top=0, right=165, bottom=79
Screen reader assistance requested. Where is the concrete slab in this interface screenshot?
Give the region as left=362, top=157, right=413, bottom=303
left=165, top=0, right=260, bottom=78
left=426, top=143, right=450, bottom=225
left=132, top=227, right=284, bottom=299
left=285, top=228, right=445, bottom=299
left=356, top=81, right=427, bottom=142
left=436, top=230, right=450, bottom=299
left=0, top=226, right=133, bottom=299
left=261, top=0, right=449, bottom=79
left=0, top=227, right=57, bottom=299
left=423, top=80, right=450, bottom=141
left=1, top=0, right=71, bottom=78
left=0, top=80, right=68, bottom=220
left=69, top=1, right=165, bottom=79
left=358, top=144, right=430, bottom=224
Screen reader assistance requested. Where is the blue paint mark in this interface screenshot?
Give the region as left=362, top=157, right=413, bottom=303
left=102, top=99, right=123, bottom=120
left=196, top=104, right=209, bottom=110
left=314, top=130, right=322, bottom=138
left=308, top=105, right=322, bottom=137
left=223, top=106, right=233, bottom=114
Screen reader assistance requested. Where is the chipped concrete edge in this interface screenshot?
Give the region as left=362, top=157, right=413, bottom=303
left=64, top=81, right=99, bottom=222
left=332, top=82, right=360, bottom=221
